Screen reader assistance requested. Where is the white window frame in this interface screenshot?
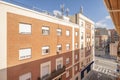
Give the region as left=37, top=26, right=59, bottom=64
left=75, top=54, right=78, bottom=60
left=81, top=21, right=84, bottom=27
left=41, top=61, right=51, bottom=78
left=19, top=48, right=31, bottom=60
left=81, top=32, right=84, bottom=39
left=57, top=28, right=62, bottom=36
left=75, top=43, right=78, bottom=48
left=57, top=44, right=62, bottom=52
left=42, top=26, right=49, bottom=35
left=66, top=71, right=69, bottom=78
left=19, top=23, right=31, bottom=34
left=66, top=58, right=70, bottom=64
left=56, top=57, right=63, bottom=70
left=66, top=44, right=70, bottom=51
left=75, top=31, right=78, bottom=36
left=75, top=66, right=78, bottom=71
left=42, top=46, right=50, bottom=55
left=66, top=30, right=70, bottom=36
left=81, top=43, right=83, bottom=49
left=19, top=72, right=31, bottom=80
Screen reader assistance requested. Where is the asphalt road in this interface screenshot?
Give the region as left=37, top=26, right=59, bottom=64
left=94, top=56, right=118, bottom=77
left=82, top=70, right=117, bottom=80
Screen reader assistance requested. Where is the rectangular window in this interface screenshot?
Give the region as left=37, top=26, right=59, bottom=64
left=19, top=23, right=31, bottom=34
left=75, top=54, right=78, bottom=60
left=42, top=65, right=49, bottom=77
left=75, top=43, right=78, bottom=48
left=81, top=62, right=83, bottom=67
left=66, top=71, right=69, bottom=78
left=75, top=31, right=78, bottom=36
left=56, top=58, right=63, bottom=70
left=81, top=32, right=83, bottom=39
left=66, top=44, right=70, bottom=50
left=42, top=26, right=49, bottom=35
left=57, top=60, right=62, bottom=70
left=57, top=29, right=62, bottom=36
left=66, top=30, right=70, bottom=36
left=19, top=72, right=31, bottom=80
left=42, top=46, right=49, bottom=55
left=66, top=58, right=70, bottom=64
left=57, top=45, right=62, bottom=52
left=81, top=43, right=83, bottom=50
left=41, top=62, right=51, bottom=78
left=19, top=48, right=31, bottom=60
left=75, top=66, right=78, bottom=71
left=81, top=21, right=84, bottom=27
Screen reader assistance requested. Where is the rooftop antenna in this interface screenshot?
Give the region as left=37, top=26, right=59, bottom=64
left=60, top=4, right=65, bottom=16
left=66, top=8, right=69, bottom=16
left=80, top=6, right=83, bottom=14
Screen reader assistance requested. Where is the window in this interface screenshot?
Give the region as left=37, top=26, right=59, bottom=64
left=57, top=29, right=62, bottom=36
left=19, top=23, right=31, bottom=34
left=41, top=61, right=51, bottom=78
left=75, top=54, right=78, bottom=60
left=57, top=45, right=62, bottom=52
left=81, top=62, right=83, bottom=67
left=66, top=44, right=70, bottom=50
left=81, top=21, right=84, bottom=27
left=66, top=58, right=70, bottom=64
left=75, top=43, right=78, bottom=48
left=81, top=43, right=83, bottom=50
left=56, top=58, right=63, bottom=70
left=75, top=66, right=78, bottom=71
left=42, top=46, right=49, bottom=55
left=66, top=30, right=70, bottom=36
left=57, top=60, right=62, bottom=70
left=81, top=52, right=83, bottom=57
left=81, top=32, right=83, bottom=39
left=19, top=48, right=31, bottom=60
left=42, top=26, right=49, bottom=35
left=66, top=71, right=69, bottom=78
left=75, top=31, right=78, bottom=36
left=19, top=72, right=31, bottom=80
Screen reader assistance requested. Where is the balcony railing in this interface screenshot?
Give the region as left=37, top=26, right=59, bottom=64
left=39, top=66, right=66, bottom=80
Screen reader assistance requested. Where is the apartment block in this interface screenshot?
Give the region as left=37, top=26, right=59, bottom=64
left=0, top=1, right=94, bottom=80
left=95, top=28, right=108, bottom=48
left=69, top=13, right=95, bottom=79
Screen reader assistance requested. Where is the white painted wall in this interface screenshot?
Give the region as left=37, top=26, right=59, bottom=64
left=0, top=2, right=7, bottom=80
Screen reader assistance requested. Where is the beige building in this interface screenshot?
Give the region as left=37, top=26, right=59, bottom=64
left=0, top=1, right=94, bottom=80
left=95, top=28, right=108, bottom=48
left=69, top=13, right=95, bottom=79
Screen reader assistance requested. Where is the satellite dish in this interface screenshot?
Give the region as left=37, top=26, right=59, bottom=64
left=53, top=10, right=62, bottom=18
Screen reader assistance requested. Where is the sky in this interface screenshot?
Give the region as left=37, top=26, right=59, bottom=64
left=5, top=0, right=114, bottom=29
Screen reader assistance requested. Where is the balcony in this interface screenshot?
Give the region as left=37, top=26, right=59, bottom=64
left=39, top=66, right=66, bottom=80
